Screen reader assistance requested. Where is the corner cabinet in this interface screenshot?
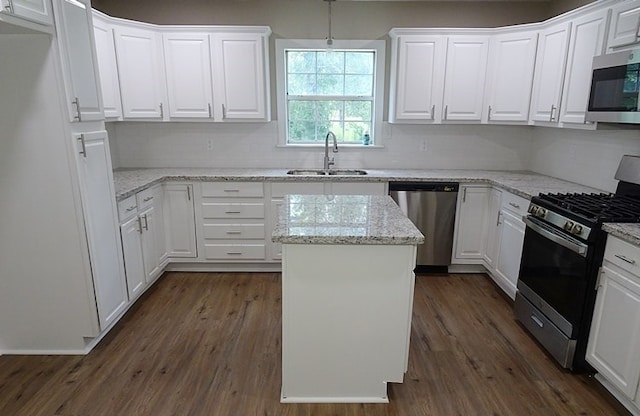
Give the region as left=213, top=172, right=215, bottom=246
left=163, top=183, right=197, bottom=258
left=587, top=235, right=640, bottom=415
left=72, top=131, right=128, bottom=330
left=452, top=185, right=490, bottom=262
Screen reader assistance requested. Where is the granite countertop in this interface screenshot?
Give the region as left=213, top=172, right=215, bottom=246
left=271, top=194, right=425, bottom=245
left=602, top=223, right=640, bottom=246
left=113, top=168, right=605, bottom=201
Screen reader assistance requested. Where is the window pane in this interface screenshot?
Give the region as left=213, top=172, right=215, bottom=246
left=317, top=74, right=344, bottom=95
left=327, top=121, right=344, bottom=141
left=317, top=101, right=343, bottom=122
left=345, top=75, right=373, bottom=96
left=288, top=74, right=316, bottom=95
left=288, top=100, right=316, bottom=121
left=289, top=120, right=317, bottom=143
left=345, top=52, right=373, bottom=75
left=344, top=121, right=370, bottom=143
left=345, top=101, right=372, bottom=121
left=317, top=51, right=344, bottom=74
left=288, top=51, right=315, bottom=73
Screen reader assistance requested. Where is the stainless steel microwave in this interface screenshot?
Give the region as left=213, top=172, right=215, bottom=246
left=586, top=49, right=640, bottom=124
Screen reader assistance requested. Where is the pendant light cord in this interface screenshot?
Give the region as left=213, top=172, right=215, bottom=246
left=325, top=0, right=334, bottom=46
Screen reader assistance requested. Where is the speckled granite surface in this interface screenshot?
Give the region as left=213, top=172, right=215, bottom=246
left=603, top=223, right=640, bottom=246
left=271, top=194, right=425, bottom=245
left=113, top=168, right=605, bottom=201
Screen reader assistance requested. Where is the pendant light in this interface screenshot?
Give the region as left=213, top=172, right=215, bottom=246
left=324, top=0, right=335, bottom=47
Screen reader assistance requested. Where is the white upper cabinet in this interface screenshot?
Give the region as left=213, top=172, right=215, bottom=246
left=114, top=24, right=166, bottom=120
left=484, top=30, right=538, bottom=123
left=558, top=8, right=610, bottom=125
left=388, top=34, right=446, bottom=123
left=92, top=12, right=122, bottom=119
left=0, top=0, right=52, bottom=29
left=529, top=22, right=571, bottom=123
left=210, top=32, right=270, bottom=121
left=607, top=0, right=640, bottom=50
left=442, top=36, right=489, bottom=122
left=54, top=0, right=103, bottom=122
left=162, top=32, right=214, bottom=119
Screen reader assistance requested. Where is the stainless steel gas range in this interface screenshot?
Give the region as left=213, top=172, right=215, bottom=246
left=515, top=155, right=640, bottom=372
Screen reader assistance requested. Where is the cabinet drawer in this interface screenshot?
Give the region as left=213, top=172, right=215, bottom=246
left=501, top=191, right=529, bottom=218
left=204, top=244, right=266, bottom=260
left=201, top=182, right=264, bottom=198
left=117, top=195, right=138, bottom=221
left=203, top=224, right=265, bottom=240
left=604, top=235, right=640, bottom=276
left=271, top=182, right=325, bottom=198
left=202, top=203, right=265, bottom=219
left=136, top=187, right=156, bottom=209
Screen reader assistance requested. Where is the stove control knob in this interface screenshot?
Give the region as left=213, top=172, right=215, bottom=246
left=564, top=221, right=574, bottom=231
left=573, top=225, right=583, bottom=235
left=537, top=208, right=547, bottom=218
left=528, top=205, right=538, bottom=215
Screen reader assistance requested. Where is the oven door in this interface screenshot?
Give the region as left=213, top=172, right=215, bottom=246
left=517, top=216, right=591, bottom=338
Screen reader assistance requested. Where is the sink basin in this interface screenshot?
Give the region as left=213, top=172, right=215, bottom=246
left=286, top=169, right=368, bottom=176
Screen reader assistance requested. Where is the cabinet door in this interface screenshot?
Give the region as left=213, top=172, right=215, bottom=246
left=210, top=32, right=269, bottom=121
left=163, top=32, right=214, bottom=119
left=92, top=13, right=122, bottom=119
left=55, top=0, right=103, bottom=122
left=163, top=184, right=197, bottom=258
left=483, top=188, right=502, bottom=269
left=442, top=36, right=489, bottom=122
left=114, top=24, right=166, bottom=119
left=529, top=22, right=571, bottom=123
left=120, top=216, right=145, bottom=300
left=493, top=209, right=525, bottom=300
left=587, top=265, right=640, bottom=399
left=607, top=0, right=640, bottom=50
left=389, top=35, right=446, bottom=123
left=485, top=31, right=538, bottom=122
left=2, top=0, right=52, bottom=25
left=452, top=186, right=489, bottom=261
left=73, top=131, right=128, bottom=329
left=139, top=205, right=162, bottom=282
left=559, top=9, right=609, bottom=125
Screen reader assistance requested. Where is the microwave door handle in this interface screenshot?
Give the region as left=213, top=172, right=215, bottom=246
left=523, top=216, right=588, bottom=257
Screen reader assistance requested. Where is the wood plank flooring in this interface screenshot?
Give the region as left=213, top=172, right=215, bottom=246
left=0, top=272, right=629, bottom=416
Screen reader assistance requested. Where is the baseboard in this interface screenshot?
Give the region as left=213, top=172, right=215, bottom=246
left=448, top=264, right=487, bottom=273
left=165, top=262, right=282, bottom=273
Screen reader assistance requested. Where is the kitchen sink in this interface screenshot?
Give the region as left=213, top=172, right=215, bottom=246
left=286, top=169, right=368, bottom=176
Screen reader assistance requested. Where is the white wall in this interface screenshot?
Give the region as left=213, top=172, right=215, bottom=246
left=530, top=126, right=640, bottom=192
left=109, top=121, right=533, bottom=171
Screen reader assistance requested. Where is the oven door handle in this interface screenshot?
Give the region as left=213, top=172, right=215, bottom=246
left=523, top=216, right=588, bottom=258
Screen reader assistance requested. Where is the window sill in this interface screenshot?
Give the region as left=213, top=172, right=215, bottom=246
left=276, top=144, right=385, bottom=149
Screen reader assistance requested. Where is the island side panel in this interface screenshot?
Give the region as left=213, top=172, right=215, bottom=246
left=281, top=243, right=417, bottom=403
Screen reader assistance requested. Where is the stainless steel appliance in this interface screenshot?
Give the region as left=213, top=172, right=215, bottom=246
left=515, top=155, right=640, bottom=371
left=586, top=48, right=640, bottom=124
left=389, top=182, right=458, bottom=268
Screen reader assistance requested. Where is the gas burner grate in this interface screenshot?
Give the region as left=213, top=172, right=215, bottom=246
left=537, top=193, right=640, bottom=223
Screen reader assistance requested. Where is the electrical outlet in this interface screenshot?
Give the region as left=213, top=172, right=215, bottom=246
left=207, top=139, right=214, bottom=151
left=420, top=138, right=428, bottom=152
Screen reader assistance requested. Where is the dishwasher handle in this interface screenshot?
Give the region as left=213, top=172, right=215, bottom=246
left=388, top=182, right=459, bottom=192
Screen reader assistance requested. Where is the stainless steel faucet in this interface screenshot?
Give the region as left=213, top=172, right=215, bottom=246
left=324, top=131, right=338, bottom=173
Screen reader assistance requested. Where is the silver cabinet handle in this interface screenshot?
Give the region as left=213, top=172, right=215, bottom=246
left=4, top=0, right=14, bottom=14
left=142, top=214, right=149, bottom=231
left=223, top=189, right=240, bottom=193
left=222, top=104, right=227, bottom=119
left=509, top=202, right=521, bottom=209
left=431, top=104, right=435, bottom=121
left=496, top=211, right=502, bottom=227
left=159, top=102, right=164, bottom=119
left=226, top=231, right=242, bottom=235
left=530, top=314, right=544, bottom=328
left=444, top=105, right=448, bottom=120
left=78, top=134, right=87, bottom=158
left=614, top=254, right=636, bottom=265
left=187, top=186, right=191, bottom=201
left=549, top=104, right=556, bottom=122
left=125, top=206, right=137, bottom=212
left=72, top=97, right=82, bottom=121
left=143, top=196, right=153, bottom=202
left=226, top=252, right=242, bottom=255
left=208, top=103, right=212, bottom=118
left=225, top=211, right=241, bottom=214
left=462, top=187, right=467, bottom=203
left=488, top=105, right=492, bottom=121
left=136, top=216, right=143, bottom=234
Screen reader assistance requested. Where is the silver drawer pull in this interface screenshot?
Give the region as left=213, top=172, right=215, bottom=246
left=226, top=231, right=242, bottom=235
left=226, top=252, right=243, bottom=255
left=614, top=254, right=636, bottom=265
left=143, top=196, right=153, bottom=202
left=125, top=206, right=137, bottom=212
left=225, top=211, right=241, bottom=214
left=509, top=202, right=521, bottom=209
left=530, top=314, right=544, bottom=328
left=223, top=189, right=240, bottom=193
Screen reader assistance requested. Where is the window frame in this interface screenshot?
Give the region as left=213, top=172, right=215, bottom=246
left=275, top=39, right=385, bottom=147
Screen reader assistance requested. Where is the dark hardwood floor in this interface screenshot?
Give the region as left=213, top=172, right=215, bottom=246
left=0, top=272, right=628, bottom=415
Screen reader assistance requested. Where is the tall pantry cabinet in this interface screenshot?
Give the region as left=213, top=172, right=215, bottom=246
left=0, top=0, right=127, bottom=354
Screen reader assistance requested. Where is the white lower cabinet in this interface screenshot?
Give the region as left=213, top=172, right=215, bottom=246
left=120, top=214, right=145, bottom=299
left=483, top=188, right=502, bottom=269
left=163, top=183, right=197, bottom=258
left=452, top=185, right=490, bottom=262
left=587, top=235, right=640, bottom=412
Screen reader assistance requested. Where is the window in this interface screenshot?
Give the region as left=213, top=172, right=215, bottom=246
left=276, top=39, right=385, bottom=146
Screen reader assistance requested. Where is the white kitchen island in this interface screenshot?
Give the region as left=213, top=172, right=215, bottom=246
left=272, top=194, right=424, bottom=403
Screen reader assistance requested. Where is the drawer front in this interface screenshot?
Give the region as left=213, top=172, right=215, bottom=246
left=604, top=235, right=640, bottom=276
left=203, top=224, right=265, bottom=240
left=271, top=182, right=325, bottom=198
left=201, top=182, right=264, bottom=198
left=117, top=195, right=138, bottom=221
left=202, top=203, right=265, bottom=219
left=501, top=191, right=529, bottom=218
left=204, top=244, right=266, bottom=260
left=136, top=186, right=156, bottom=209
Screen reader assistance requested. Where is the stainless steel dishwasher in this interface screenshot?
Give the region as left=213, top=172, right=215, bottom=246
left=389, top=182, right=459, bottom=268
